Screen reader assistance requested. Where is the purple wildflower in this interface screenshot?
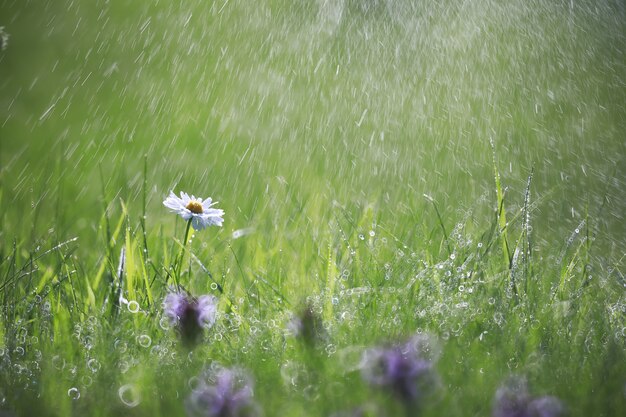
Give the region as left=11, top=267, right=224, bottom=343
left=287, top=303, right=325, bottom=346
left=186, top=366, right=261, bottom=417
left=361, top=334, right=439, bottom=404
left=163, top=291, right=217, bottom=345
left=493, top=378, right=565, bottom=417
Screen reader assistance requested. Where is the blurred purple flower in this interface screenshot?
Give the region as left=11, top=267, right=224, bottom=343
left=493, top=378, right=565, bottom=417
left=361, top=334, right=439, bottom=404
left=186, top=366, right=261, bottom=417
left=163, top=291, right=217, bottom=345
left=287, top=303, right=325, bottom=346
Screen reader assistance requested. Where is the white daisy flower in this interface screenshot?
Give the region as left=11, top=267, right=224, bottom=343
left=163, top=191, right=224, bottom=231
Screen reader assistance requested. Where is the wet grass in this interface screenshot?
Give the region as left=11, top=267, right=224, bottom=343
left=1, top=0, right=625, bottom=416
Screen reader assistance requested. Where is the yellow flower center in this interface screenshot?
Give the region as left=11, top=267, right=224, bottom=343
left=186, top=200, right=204, bottom=214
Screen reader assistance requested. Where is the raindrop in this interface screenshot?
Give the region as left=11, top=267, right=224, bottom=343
left=136, top=334, right=152, bottom=348
left=67, top=387, right=80, bottom=400
left=87, top=358, right=101, bottom=373
left=82, top=375, right=93, bottom=387
left=118, top=360, right=130, bottom=374
left=303, top=384, right=319, bottom=401
left=127, top=301, right=140, bottom=313
left=186, top=373, right=204, bottom=391
left=210, top=282, right=219, bottom=291
left=358, top=234, right=365, bottom=240
left=280, top=361, right=307, bottom=388
left=493, top=312, right=505, bottom=326
left=159, top=317, right=171, bottom=330
left=114, top=339, right=128, bottom=353
left=118, top=384, right=141, bottom=408
left=52, top=355, right=65, bottom=370
left=369, top=230, right=375, bottom=237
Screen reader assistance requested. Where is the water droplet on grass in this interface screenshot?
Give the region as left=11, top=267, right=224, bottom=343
left=52, top=355, right=65, bottom=370
left=137, top=334, right=151, bottom=348
left=67, top=387, right=80, bottom=400
left=118, top=384, right=141, bottom=407
left=127, top=301, right=140, bottom=313
left=118, top=360, right=130, bottom=374
left=325, top=344, right=337, bottom=356
left=114, top=339, right=128, bottom=353
left=82, top=375, right=93, bottom=387
left=87, top=358, right=101, bottom=373
left=159, top=317, right=170, bottom=330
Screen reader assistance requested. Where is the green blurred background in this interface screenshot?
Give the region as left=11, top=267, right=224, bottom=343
left=1, top=0, right=625, bottom=263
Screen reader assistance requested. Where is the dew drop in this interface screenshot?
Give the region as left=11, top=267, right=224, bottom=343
left=118, top=384, right=141, bottom=407
left=325, top=344, right=337, bottom=356
left=67, top=387, right=80, bottom=400
left=114, top=339, right=128, bottom=353
left=52, top=355, right=65, bottom=370
left=87, top=358, right=101, bottom=373
left=118, top=360, right=130, bottom=374
left=137, top=334, right=152, bottom=348
left=159, top=316, right=171, bottom=330
left=82, top=375, right=93, bottom=387
left=127, top=301, right=140, bottom=313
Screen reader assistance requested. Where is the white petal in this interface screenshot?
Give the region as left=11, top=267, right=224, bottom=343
left=163, top=193, right=185, bottom=211
left=191, top=216, right=208, bottom=230
left=201, top=198, right=214, bottom=209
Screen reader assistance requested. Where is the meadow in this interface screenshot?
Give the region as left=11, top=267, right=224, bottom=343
left=0, top=0, right=625, bottom=416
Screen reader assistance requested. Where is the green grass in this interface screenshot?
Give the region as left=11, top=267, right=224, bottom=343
left=1, top=0, right=625, bottom=416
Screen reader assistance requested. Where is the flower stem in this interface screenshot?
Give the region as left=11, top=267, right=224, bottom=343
left=175, top=219, right=193, bottom=287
